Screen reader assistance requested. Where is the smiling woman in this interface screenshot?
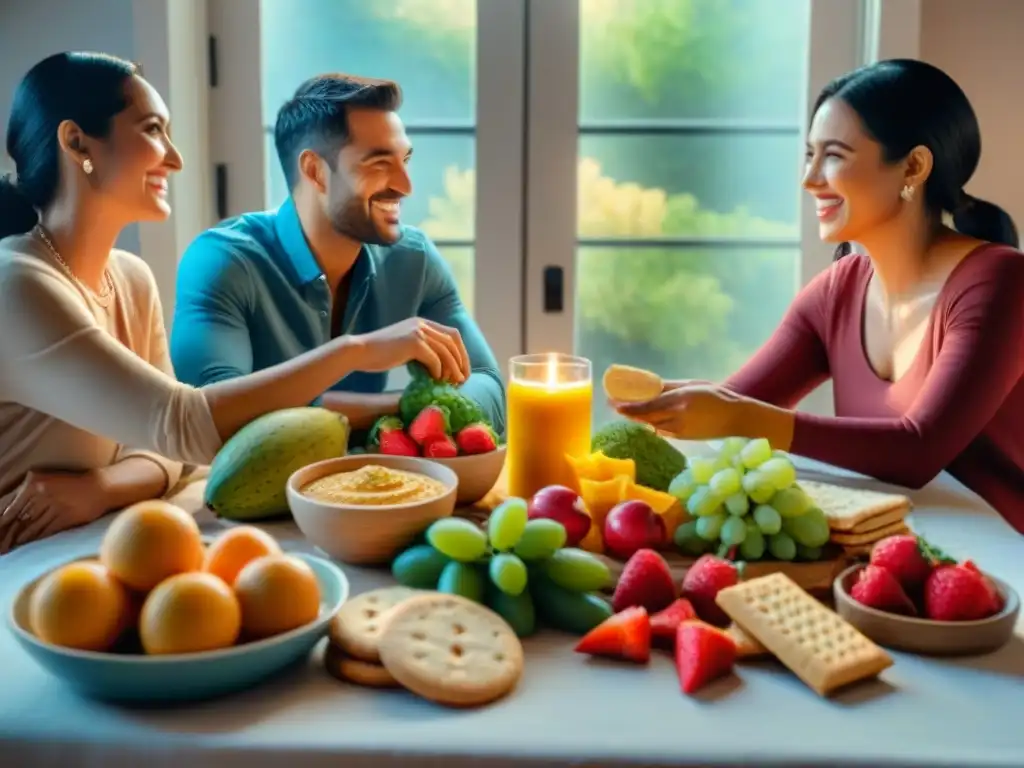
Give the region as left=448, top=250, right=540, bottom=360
left=0, top=52, right=474, bottom=552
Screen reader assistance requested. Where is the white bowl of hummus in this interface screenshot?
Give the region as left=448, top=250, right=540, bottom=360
left=286, top=456, right=458, bottom=566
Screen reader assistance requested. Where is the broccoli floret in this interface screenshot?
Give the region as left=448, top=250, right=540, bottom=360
left=399, top=363, right=490, bottom=432
left=591, top=421, right=687, bottom=491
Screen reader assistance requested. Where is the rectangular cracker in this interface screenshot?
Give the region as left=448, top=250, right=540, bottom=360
left=830, top=521, right=910, bottom=546
left=846, top=506, right=908, bottom=534
left=799, top=480, right=911, bottom=532
left=715, top=573, right=893, bottom=696
left=726, top=622, right=770, bottom=659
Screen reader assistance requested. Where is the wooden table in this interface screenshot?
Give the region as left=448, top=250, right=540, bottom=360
left=1, top=445, right=1023, bottom=768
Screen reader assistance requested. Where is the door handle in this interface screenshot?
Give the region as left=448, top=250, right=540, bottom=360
left=543, top=266, right=564, bottom=313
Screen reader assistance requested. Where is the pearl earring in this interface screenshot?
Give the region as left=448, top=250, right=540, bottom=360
left=900, top=184, right=915, bottom=202
left=82, top=159, right=94, bottom=175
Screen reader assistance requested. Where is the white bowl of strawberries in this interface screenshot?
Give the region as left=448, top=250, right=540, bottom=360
left=833, top=534, right=1020, bottom=656
left=366, top=407, right=506, bottom=505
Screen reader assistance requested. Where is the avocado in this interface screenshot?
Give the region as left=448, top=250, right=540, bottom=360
left=205, top=407, right=349, bottom=521
left=591, top=420, right=687, bottom=491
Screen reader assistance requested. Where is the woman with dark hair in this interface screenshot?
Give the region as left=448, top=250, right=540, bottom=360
left=615, top=59, right=1024, bottom=534
left=0, top=52, right=470, bottom=551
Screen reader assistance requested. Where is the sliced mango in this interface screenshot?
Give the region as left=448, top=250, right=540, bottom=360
left=579, top=475, right=630, bottom=528
left=566, top=450, right=636, bottom=485
left=578, top=520, right=605, bottom=554
left=621, top=481, right=677, bottom=515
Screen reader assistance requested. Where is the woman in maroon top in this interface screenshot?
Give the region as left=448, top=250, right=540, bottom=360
left=615, top=59, right=1024, bottom=533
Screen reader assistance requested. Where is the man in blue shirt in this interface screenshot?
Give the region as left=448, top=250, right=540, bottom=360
left=170, top=74, right=505, bottom=435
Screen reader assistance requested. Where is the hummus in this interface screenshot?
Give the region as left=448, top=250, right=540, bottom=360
left=302, top=464, right=449, bottom=506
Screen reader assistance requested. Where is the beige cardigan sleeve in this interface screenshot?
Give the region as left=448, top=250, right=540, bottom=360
left=0, top=252, right=223, bottom=465
left=112, top=272, right=186, bottom=493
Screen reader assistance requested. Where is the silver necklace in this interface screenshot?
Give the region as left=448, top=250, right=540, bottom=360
left=34, top=225, right=115, bottom=305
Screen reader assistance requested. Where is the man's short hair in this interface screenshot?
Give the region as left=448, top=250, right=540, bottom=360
left=273, top=74, right=403, bottom=189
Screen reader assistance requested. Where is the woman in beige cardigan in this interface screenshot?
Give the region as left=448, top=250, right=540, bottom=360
left=0, top=52, right=469, bottom=552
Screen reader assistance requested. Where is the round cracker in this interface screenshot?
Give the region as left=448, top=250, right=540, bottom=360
left=378, top=593, right=524, bottom=708
left=329, top=586, right=421, bottom=662
left=324, top=643, right=400, bottom=688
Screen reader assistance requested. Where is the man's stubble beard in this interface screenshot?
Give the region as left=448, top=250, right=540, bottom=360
left=327, top=193, right=399, bottom=247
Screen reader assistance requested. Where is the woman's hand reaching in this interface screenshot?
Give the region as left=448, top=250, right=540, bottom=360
left=350, top=318, right=470, bottom=384
left=0, top=470, right=108, bottom=554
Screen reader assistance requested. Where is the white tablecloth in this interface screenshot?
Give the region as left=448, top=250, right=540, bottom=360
left=1, top=448, right=1023, bottom=768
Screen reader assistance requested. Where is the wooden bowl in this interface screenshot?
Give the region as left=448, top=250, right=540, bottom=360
left=423, top=445, right=506, bottom=505
left=833, top=564, right=1020, bottom=656
left=287, top=455, right=458, bottom=566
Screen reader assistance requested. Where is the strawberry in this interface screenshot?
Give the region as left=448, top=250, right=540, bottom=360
left=924, top=563, right=997, bottom=621
left=612, top=548, right=677, bottom=614
left=455, top=423, right=498, bottom=455
left=422, top=435, right=458, bottom=458
left=368, top=416, right=419, bottom=456
left=849, top=564, right=918, bottom=616
left=649, top=598, right=698, bottom=647
left=408, top=405, right=451, bottom=446
left=675, top=620, right=737, bottom=695
left=962, top=560, right=1004, bottom=615
left=680, top=554, right=739, bottom=627
left=869, top=534, right=935, bottom=592
left=574, top=606, right=651, bottom=664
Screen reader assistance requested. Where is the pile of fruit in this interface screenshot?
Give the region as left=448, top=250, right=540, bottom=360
left=28, top=501, right=321, bottom=655
left=850, top=534, right=1006, bottom=621
left=392, top=498, right=615, bottom=638
left=668, top=437, right=831, bottom=562
left=574, top=548, right=747, bottom=694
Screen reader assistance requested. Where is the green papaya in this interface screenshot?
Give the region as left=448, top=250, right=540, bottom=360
left=205, top=407, right=349, bottom=521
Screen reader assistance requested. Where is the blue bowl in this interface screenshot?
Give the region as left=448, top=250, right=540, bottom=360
left=8, top=552, right=349, bottom=704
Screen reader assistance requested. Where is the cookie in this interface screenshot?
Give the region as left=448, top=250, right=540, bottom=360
left=831, top=521, right=910, bottom=546
left=378, top=593, right=524, bottom=708
left=715, top=572, right=892, bottom=697
left=602, top=364, right=663, bottom=403
left=329, top=586, right=421, bottom=662
left=726, top=622, right=770, bottom=659
left=324, top=643, right=399, bottom=688
left=799, top=480, right=911, bottom=532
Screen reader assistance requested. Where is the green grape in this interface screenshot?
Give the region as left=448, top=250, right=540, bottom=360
left=724, top=492, right=749, bottom=517
left=720, top=437, right=749, bottom=459
left=711, top=455, right=732, bottom=473
left=674, top=519, right=710, bottom=556
left=437, top=561, right=486, bottom=602
left=752, top=504, right=782, bottom=535
left=695, top=513, right=726, bottom=541
left=730, top=454, right=747, bottom=472
left=796, top=543, right=823, bottom=561
left=781, top=506, right=831, bottom=548
left=709, top=467, right=741, bottom=498
left=771, top=487, right=812, bottom=518
left=542, top=548, right=612, bottom=592
left=689, top=457, right=717, bottom=484
left=720, top=515, right=747, bottom=547
left=391, top=544, right=449, bottom=588
left=758, top=457, right=797, bottom=491
left=668, top=469, right=697, bottom=503
left=489, top=553, right=529, bottom=596
left=512, top=519, right=567, bottom=560
left=426, top=518, right=488, bottom=562
left=686, top=486, right=722, bottom=517
left=739, top=519, right=766, bottom=560
left=767, top=532, right=797, bottom=561
left=742, top=470, right=775, bottom=504
left=740, top=437, right=773, bottom=469
left=487, top=497, right=529, bottom=551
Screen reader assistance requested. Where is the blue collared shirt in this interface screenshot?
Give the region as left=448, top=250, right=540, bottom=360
left=170, top=198, right=505, bottom=434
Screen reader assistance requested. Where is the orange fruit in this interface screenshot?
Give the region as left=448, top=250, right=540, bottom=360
left=139, top=572, right=241, bottom=655
left=28, top=561, right=129, bottom=652
left=203, top=526, right=282, bottom=586
left=234, top=555, right=321, bottom=640
left=100, top=500, right=205, bottom=592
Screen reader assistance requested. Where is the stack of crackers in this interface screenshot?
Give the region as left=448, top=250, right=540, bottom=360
left=717, top=572, right=893, bottom=697
left=799, top=480, right=913, bottom=558
left=324, top=586, right=524, bottom=708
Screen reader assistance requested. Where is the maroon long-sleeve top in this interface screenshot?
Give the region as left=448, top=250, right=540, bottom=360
left=725, top=244, right=1024, bottom=534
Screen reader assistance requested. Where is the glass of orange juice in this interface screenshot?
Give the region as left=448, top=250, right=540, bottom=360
left=506, top=353, right=592, bottom=499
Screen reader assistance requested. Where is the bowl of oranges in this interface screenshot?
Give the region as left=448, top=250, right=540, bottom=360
left=8, top=499, right=349, bottom=704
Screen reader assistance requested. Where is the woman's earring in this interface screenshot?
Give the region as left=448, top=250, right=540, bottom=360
left=82, top=159, right=94, bottom=175
left=900, top=184, right=915, bottom=202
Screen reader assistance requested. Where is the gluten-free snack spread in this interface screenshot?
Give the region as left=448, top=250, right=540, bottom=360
left=302, top=465, right=449, bottom=506
left=715, top=572, right=893, bottom=696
